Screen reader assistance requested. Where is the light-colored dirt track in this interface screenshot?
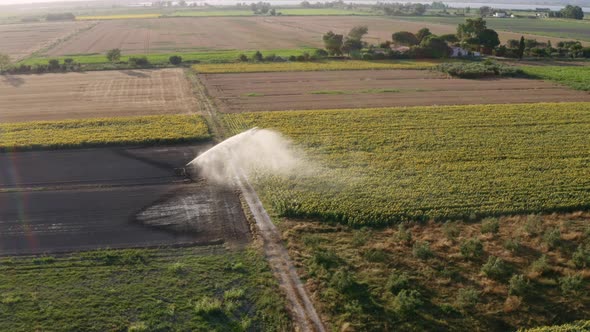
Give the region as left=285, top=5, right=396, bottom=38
left=0, top=21, right=93, bottom=61
left=200, top=70, right=590, bottom=112
left=0, top=69, right=198, bottom=122
left=43, top=16, right=580, bottom=56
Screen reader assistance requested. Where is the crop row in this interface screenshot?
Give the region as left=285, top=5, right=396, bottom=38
left=224, top=102, right=590, bottom=226
left=0, top=114, right=210, bottom=152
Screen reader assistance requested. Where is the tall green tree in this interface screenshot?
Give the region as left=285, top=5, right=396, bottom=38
left=323, top=31, right=344, bottom=55
left=518, top=36, right=526, bottom=59
left=478, top=29, right=500, bottom=52
left=457, top=18, right=487, bottom=40
left=347, top=25, right=368, bottom=40
left=416, top=28, right=432, bottom=43
left=392, top=31, right=419, bottom=46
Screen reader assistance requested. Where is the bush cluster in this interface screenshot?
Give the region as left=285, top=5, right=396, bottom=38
left=435, top=61, right=525, bottom=79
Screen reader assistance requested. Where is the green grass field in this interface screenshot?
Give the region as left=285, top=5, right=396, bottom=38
left=225, top=102, right=590, bottom=226
left=521, top=65, right=590, bottom=91
left=0, top=246, right=291, bottom=331
left=392, top=16, right=590, bottom=42
left=21, top=48, right=316, bottom=66
left=0, top=115, right=210, bottom=152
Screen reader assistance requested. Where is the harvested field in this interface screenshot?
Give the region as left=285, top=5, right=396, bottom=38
left=0, top=145, right=251, bottom=255
left=43, top=16, right=576, bottom=56
left=0, top=69, right=197, bottom=122
left=0, top=21, right=93, bottom=61
left=202, top=70, right=590, bottom=112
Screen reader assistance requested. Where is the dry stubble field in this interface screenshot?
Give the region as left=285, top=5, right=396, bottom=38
left=201, top=70, right=590, bottom=112
left=0, top=68, right=197, bottom=122
left=42, top=16, right=579, bottom=56
left=0, top=21, right=93, bottom=61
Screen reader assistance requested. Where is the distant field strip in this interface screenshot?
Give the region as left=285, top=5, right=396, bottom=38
left=225, top=102, right=590, bottom=225
left=193, top=60, right=437, bottom=73
left=77, top=14, right=162, bottom=20
left=0, top=115, right=210, bottom=152
left=522, top=66, right=590, bottom=91
left=202, top=70, right=590, bottom=112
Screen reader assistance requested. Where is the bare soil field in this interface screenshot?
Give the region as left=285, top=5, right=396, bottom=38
left=0, top=144, right=250, bottom=255
left=0, top=21, right=93, bottom=61
left=201, top=70, right=590, bottom=112
left=0, top=68, right=197, bottom=122
left=43, top=16, right=577, bottom=56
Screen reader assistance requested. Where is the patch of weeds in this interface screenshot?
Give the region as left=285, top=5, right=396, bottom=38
left=524, top=214, right=544, bottom=236
left=330, top=269, right=355, bottom=292
left=81, top=249, right=148, bottom=266
left=460, top=238, right=484, bottom=260
left=310, top=90, right=348, bottom=95
left=386, top=270, right=411, bottom=295
left=128, top=322, right=148, bottom=332
left=456, top=287, right=479, bottom=310
left=412, top=241, right=433, bottom=260
left=504, top=238, right=521, bottom=253
left=194, top=296, right=223, bottom=315
left=244, top=92, right=264, bottom=97
left=224, top=288, right=245, bottom=300
left=351, top=228, right=371, bottom=247
left=225, top=261, right=247, bottom=273
left=529, top=255, right=550, bottom=276
left=481, top=218, right=500, bottom=235
left=363, top=248, right=389, bottom=263
left=360, top=88, right=401, bottom=93
left=481, top=256, right=510, bottom=280
left=396, top=224, right=412, bottom=245
left=572, top=245, right=590, bottom=268
left=311, top=249, right=343, bottom=270
left=302, top=234, right=325, bottom=248
left=559, top=274, right=584, bottom=296
left=443, top=221, right=460, bottom=241
left=543, top=227, right=561, bottom=249
left=1, top=293, right=22, bottom=306
left=394, top=289, right=423, bottom=318
left=167, top=262, right=187, bottom=276
left=32, top=256, right=56, bottom=265
left=508, top=274, right=531, bottom=297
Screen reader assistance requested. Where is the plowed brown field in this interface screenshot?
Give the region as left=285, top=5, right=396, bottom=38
left=0, top=68, right=197, bottom=122
left=43, top=16, right=579, bottom=56
left=201, top=70, right=590, bottom=112
left=0, top=21, right=93, bottom=61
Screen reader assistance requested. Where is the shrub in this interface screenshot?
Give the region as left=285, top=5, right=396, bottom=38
left=529, top=255, right=550, bottom=275
left=237, top=54, right=248, bottom=62
left=456, top=287, right=479, bottom=309
left=394, top=289, right=423, bottom=317
left=386, top=271, right=411, bottom=295
left=264, top=54, right=277, bottom=62
left=352, top=228, right=371, bottom=247
left=311, top=249, right=342, bottom=270
left=396, top=224, right=412, bottom=244
left=330, top=269, right=355, bottom=292
left=314, top=49, right=329, bottom=58
left=442, top=221, right=460, bottom=241
left=129, top=56, right=150, bottom=67
left=460, top=238, right=484, bottom=260
left=504, top=238, right=521, bottom=252
left=525, top=214, right=544, bottom=236
left=559, top=274, right=584, bottom=295
left=362, top=53, right=374, bottom=60
left=224, top=288, right=245, bottom=300
left=48, top=59, right=61, bottom=71
left=572, top=245, right=590, bottom=268
left=363, top=248, right=389, bottom=263
left=508, top=274, right=531, bottom=297
left=412, top=241, right=433, bottom=260
left=106, top=48, right=121, bottom=62
left=194, top=296, right=223, bottom=315
left=481, top=217, right=500, bottom=234
left=288, top=55, right=297, bottom=61
left=435, top=61, right=524, bottom=79
left=543, top=227, right=561, bottom=249
left=253, top=51, right=263, bottom=62
left=481, top=256, right=510, bottom=280
left=169, top=55, right=182, bottom=65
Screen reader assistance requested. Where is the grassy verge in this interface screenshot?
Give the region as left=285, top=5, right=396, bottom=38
left=0, top=246, right=291, bottom=331
left=224, top=102, right=590, bottom=226
left=193, top=60, right=438, bottom=73
left=77, top=13, right=161, bottom=20
left=20, top=48, right=316, bottom=66
left=281, top=213, right=590, bottom=331
left=521, top=66, right=590, bottom=91
left=522, top=320, right=590, bottom=331
left=0, top=114, right=210, bottom=152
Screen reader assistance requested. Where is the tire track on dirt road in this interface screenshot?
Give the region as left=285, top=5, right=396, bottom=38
left=186, top=69, right=326, bottom=332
